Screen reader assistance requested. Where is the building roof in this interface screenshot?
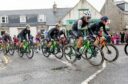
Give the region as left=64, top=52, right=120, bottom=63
left=0, top=8, right=72, bottom=26
left=115, top=0, right=128, bottom=5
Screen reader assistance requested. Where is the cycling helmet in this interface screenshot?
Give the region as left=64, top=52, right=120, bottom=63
left=26, top=24, right=31, bottom=28
left=55, top=23, right=61, bottom=27
left=84, top=11, right=91, bottom=18
left=101, top=16, right=109, bottom=22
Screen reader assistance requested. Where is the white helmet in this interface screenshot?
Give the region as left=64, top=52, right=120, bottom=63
left=84, top=11, right=91, bottom=18
left=26, top=24, right=31, bottom=28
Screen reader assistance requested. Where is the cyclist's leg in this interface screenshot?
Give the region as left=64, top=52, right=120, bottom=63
left=72, top=30, right=83, bottom=59
left=77, top=31, right=83, bottom=47
left=46, top=34, right=53, bottom=48
left=19, top=35, right=24, bottom=48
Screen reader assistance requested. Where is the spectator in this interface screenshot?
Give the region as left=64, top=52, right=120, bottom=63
left=120, top=31, right=125, bottom=43
left=125, top=32, right=128, bottom=43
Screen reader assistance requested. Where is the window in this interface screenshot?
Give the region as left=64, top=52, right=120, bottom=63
left=20, top=15, right=26, bottom=23
left=1, top=16, right=8, bottom=23
left=125, top=3, right=128, bottom=11
left=8, top=15, right=20, bottom=23
left=26, top=15, right=37, bottom=23
left=38, top=15, right=46, bottom=22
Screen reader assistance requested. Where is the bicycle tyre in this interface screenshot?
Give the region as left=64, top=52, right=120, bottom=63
left=124, top=44, right=128, bottom=55
left=85, top=45, right=104, bottom=66
left=102, top=44, right=119, bottom=62
left=41, top=44, right=50, bottom=58
left=63, top=44, right=77, bottom=63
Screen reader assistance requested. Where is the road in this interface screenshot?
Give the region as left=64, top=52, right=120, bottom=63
left=0, top=45, right=128, bottom=84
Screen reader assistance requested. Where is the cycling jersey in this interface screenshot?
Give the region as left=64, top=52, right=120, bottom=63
left=35, top=34, right=41, bottom=42
left=18, top=28, right=30, bottom=41
left=72, top=18, right=88, bottom=38
left=2, top=34, right=12, bottom=42
left=88, top=21, right=108, bottom=36
left=48, top=28, right=59, bottom=40
left=13, top=37, right=19, bottom=44
left=72, top=18, right=88, bottom=31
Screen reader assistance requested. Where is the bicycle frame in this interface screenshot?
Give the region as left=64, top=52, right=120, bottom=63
left=95, top=36, right=107, bottom=47
left=22, top=41, right=30, bottom=53
left=50, top=40, right=58, bottom=52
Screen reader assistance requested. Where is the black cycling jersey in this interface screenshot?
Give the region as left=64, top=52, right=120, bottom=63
left=72, top=17, right=88, bottom=31
left=18, top=28, right=30, bottom=40
left=88, top=21, right=108, bottom=36
left=58, top=30, right=65, bottom=36
left=48, top=28, right=59, bottom=39
left=2, top=34, right=12, bottom=42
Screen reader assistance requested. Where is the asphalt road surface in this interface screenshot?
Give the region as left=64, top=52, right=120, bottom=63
left=0, top=45, right=128, bottom=84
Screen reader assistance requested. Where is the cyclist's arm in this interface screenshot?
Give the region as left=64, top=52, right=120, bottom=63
left=77, top=20, right=82, bottom=30
left=103, top=25, right=108, bottom=35
left=27, top=30, right=31, bottom=40
left=88, top=27, right=94, bottom=36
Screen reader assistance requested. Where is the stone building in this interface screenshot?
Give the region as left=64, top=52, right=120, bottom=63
left=101, top=0, right=128, bottom=32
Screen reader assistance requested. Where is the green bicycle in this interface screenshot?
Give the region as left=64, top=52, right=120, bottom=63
left=41, top=39, right=63, bottom=59
left=2, top=42, right=14, bottom=55
left=18, top=40, right=34, bottom=59
left=63, top=36, right=104, bottom=66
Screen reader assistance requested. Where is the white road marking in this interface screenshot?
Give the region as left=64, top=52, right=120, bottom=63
left=0, top=55, right=11, bottom=70
left=81, top=61, right=107, bottom=84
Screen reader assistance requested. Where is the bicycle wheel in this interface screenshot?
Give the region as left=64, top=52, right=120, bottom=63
left=85, top=45, right=104, bottom=66
left=18, top=47, right=24, bottom=57
left=54, top=46, right=63, bottom=59
left=63, top=44, right=77, bottom=63
left=124, top=44, right=128, bottom=55
left=9, top=44, right=15, bottom=55
left=26, top=47, right=34, bottom=59
left=41, top=44, right=50, bottom=58
left=102, top=44, right=119, bottom=62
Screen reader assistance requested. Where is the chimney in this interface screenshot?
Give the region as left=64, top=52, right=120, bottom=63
left=53, top=1, right=57, bottom=14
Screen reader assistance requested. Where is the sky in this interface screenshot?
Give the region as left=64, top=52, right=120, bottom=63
left=0, top=0, right=127, bottom=11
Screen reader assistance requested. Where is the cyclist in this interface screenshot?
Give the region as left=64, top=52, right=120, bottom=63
left=35, top=32, right=41, bottom=44
left=17, top=24, right=31, bottom=48
left=71, top=11, right=91, bottom=59
left=35, top=32, right=41, bottom=53
left=13, top=35, right=19, bottom=46
left=46, top=23, right=60, bottom=48
left=2, top=32, right=12, bottom=49
left=88, top=16, right=110, bottom=45
left=58, top=29, right=67, bottom=45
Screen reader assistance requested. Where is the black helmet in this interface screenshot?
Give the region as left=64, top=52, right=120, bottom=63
left=101, top=16, right=109, bottom=22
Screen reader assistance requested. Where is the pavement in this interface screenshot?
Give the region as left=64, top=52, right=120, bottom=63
left=0, top=45, right=128, bottom=84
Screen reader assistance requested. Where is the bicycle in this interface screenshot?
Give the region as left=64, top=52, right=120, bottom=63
left=18, top=40, right=34, bottom=59
left=41, top=39, right=63, bottom=59
left=63, top=36, right=104, bottom=66
left=95, top=35, right=119, bottom=62
left=124, top=43, right=128, bottom=55
left=2, top=42, right=14, bottom=55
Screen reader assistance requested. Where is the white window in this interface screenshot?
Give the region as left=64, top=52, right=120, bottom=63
left=1, top=16, right=8, bottom=23
left=38, top=15, right=46, bottom=22
left=20, top=15, right=26, bottom=23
